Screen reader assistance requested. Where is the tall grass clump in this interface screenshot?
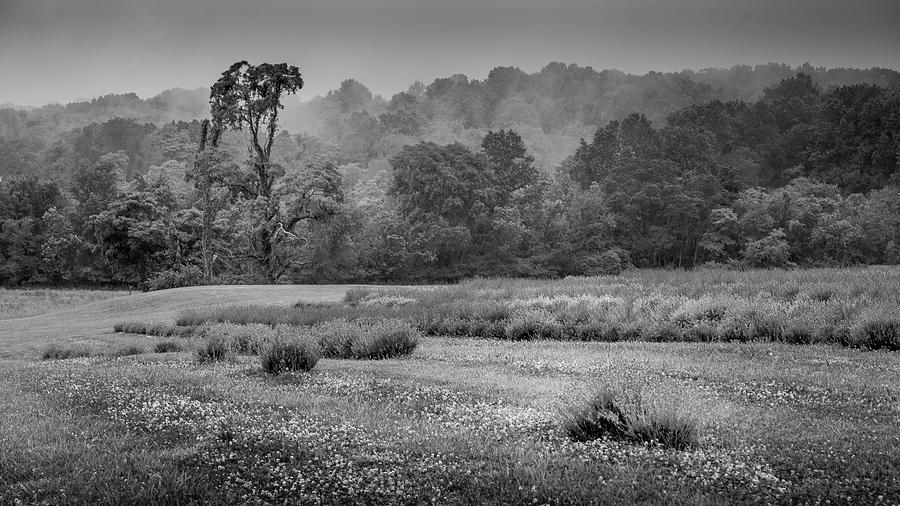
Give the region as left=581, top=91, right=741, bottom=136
left=196, top=333, right=235, bottom=363
left=341, top=287, right=371, bottom=306
left=153, top=340, right=184, bottom=353
left=113, top=321, right=195, bottom=337
left=317, top=318, right=420, bottom=359
left=110, top=344, right=145, bottom=357
left=41, top=343, right=92, bottom=360
left=201, top=323, right=276, bottom=355
left=849, top=306, right=899, bottom=350
left=562, top=388, right=698, bottom=450
left=259, top=326, right=320, bottom=374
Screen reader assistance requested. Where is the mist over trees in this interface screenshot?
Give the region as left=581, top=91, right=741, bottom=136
left=1, top=62, right=899, bottom=288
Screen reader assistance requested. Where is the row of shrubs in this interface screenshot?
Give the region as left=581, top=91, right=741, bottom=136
left=41, top=340, right=184, bottom=360
left=114, top=321, right=197, bottom=338
left=192, top=319, right=420, bottom=360
left=170, top=294, right=899, bottom=350
left=419, top=306, right=899, bottom=350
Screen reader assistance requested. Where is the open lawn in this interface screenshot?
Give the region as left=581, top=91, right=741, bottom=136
left=1, top=270, right=899, bottom=504
left=0, top=288, right=129, bottom=321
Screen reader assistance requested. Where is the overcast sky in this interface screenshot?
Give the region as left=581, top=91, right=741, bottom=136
left=1, top=0, right=898, bottom=106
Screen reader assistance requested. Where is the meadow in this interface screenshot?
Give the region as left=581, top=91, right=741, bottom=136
left=1, top=268, right=898, bottom=504
left=0, top=288, right=128, bottom=320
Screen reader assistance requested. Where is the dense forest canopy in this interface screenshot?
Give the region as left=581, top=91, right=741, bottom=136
left=1, top=62, right=899, bottom=287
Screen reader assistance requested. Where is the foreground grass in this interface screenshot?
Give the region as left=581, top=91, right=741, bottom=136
left=0, top=288, right=128, bottom=320
left=3, top=273, right=899, bottom=503
left=4, top=335, right=899, bottom=504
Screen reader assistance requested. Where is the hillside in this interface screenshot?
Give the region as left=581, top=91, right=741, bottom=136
left=0, top=285, right=352, bottom=355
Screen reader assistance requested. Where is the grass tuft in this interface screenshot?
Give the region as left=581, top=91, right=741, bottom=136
left=316, top=318, right=420, bottom=359
left=153, top=340, right=184, bottom=353
left=111, top=345, right=145, bottom=357
left=341, top=287, right=371, bottom=306
left=260, top=328, right=320, bottom=375
left=562, top=388, right=698, bottom=451
left=196, top=334, right=235, bottom=363
left=41, top=343, right=93, bottom=360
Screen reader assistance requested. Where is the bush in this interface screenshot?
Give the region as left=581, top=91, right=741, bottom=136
left=850, top=310, right=899, bottom=350
left=154, top=340, right=184, bottom=353
left=574, top=248, right=630, bottom=276
left=196, top=334, right=235, bottom=362
left=316, top=318, right=420, bottom=359
left=41, top=343, right=92, bottom=360
left=350, top=325, right=419, bottom=359
left=260, top=327, right=320, bottom=374
left=146, top=264, right=204, bottom=291
left=114, top=321, right=196, bottom=338
left=562, top=388, right=698, bottom=450
left=111, top=345, right=145, bottom=357
left=202, top=323, right=276, bottom=355
left=341, top=287, right=371, bottom=306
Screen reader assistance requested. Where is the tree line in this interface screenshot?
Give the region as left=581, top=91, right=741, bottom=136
left=1, top=63, right=898, bottom=288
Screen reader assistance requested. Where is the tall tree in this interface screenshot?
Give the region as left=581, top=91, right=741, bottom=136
left=209, top=61, right=307, bottom=282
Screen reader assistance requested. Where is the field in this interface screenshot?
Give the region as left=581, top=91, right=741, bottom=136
left=0, top=288, right=129, bottom=321
left=1, top=268, right=898, bottom=504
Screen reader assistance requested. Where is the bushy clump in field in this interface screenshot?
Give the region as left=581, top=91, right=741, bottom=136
left=260, top=326, right=319, bottom=374
left=145, top=264, right=203, bottom=291
left=201, top=323, right=276, bottom=355
left=154, top=340, right=184, bottom=353
left=504, top=308, right=562, bottom=340
left=41, top=343, right=93, bottom=360
left=111, top=345, right=145, bottom=357
left=113, top=321, right=196, bottom=338
left=562, top=388, right=698, bottom=451
left=849, top=306, right=899, bottom=350
left=359, top=295, right=418, bottom=307
left=196, top=333, right=236, bottom=363
left=316, top=318, right=420, bottom=359
left=341, top=287, right=371, bottom=306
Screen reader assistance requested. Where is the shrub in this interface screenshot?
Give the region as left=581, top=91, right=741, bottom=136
left=41, top=343, right=92, bottom=360
left=504, top=308, right=561, bottom=340
left=196, top=334, right=235, bottom=362
left=202, top=323, right=276, bottom=355
left=850, top=309, right=900, bottom=350
left=111, top=345, right=145, bottom=357
left=260, top=327, right=320, bottom=374
left=562, top=388, right=698, bottom=451
left=341, top=287, right=371, bottom=306
left=113, top=321, right=196, bottom=338
left=350, top=325, right=419, bottom=359
left=146, top=264, right=204, bottom=291
left=316, top=318, right=420, bottom=359
left=154, top=340, right=184, bottom=353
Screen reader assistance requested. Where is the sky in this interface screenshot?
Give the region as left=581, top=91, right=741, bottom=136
left=1, top=0, right=899, bottom=106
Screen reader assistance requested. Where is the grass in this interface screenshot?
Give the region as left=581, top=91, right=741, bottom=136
left=562, top=387, right=698, bottom=450
left=153, top=340, right=184, bottom=353
left=196, top=333, right=236, bottom=362
left=1, top=271, right=899, bottom=504
left=259, top=329, right=320, bottom=374
left=41, top=342, right=93, bottom=360
left=173, top=267, right=900, bottom=349
left=114, top=321, right=198, bottom=337
left=0, top=288, right=128, bottom=320
left=316, top=318, right=420, bottom=359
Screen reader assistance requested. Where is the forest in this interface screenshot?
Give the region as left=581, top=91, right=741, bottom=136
left=1, top=62, right=899, bottom=288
